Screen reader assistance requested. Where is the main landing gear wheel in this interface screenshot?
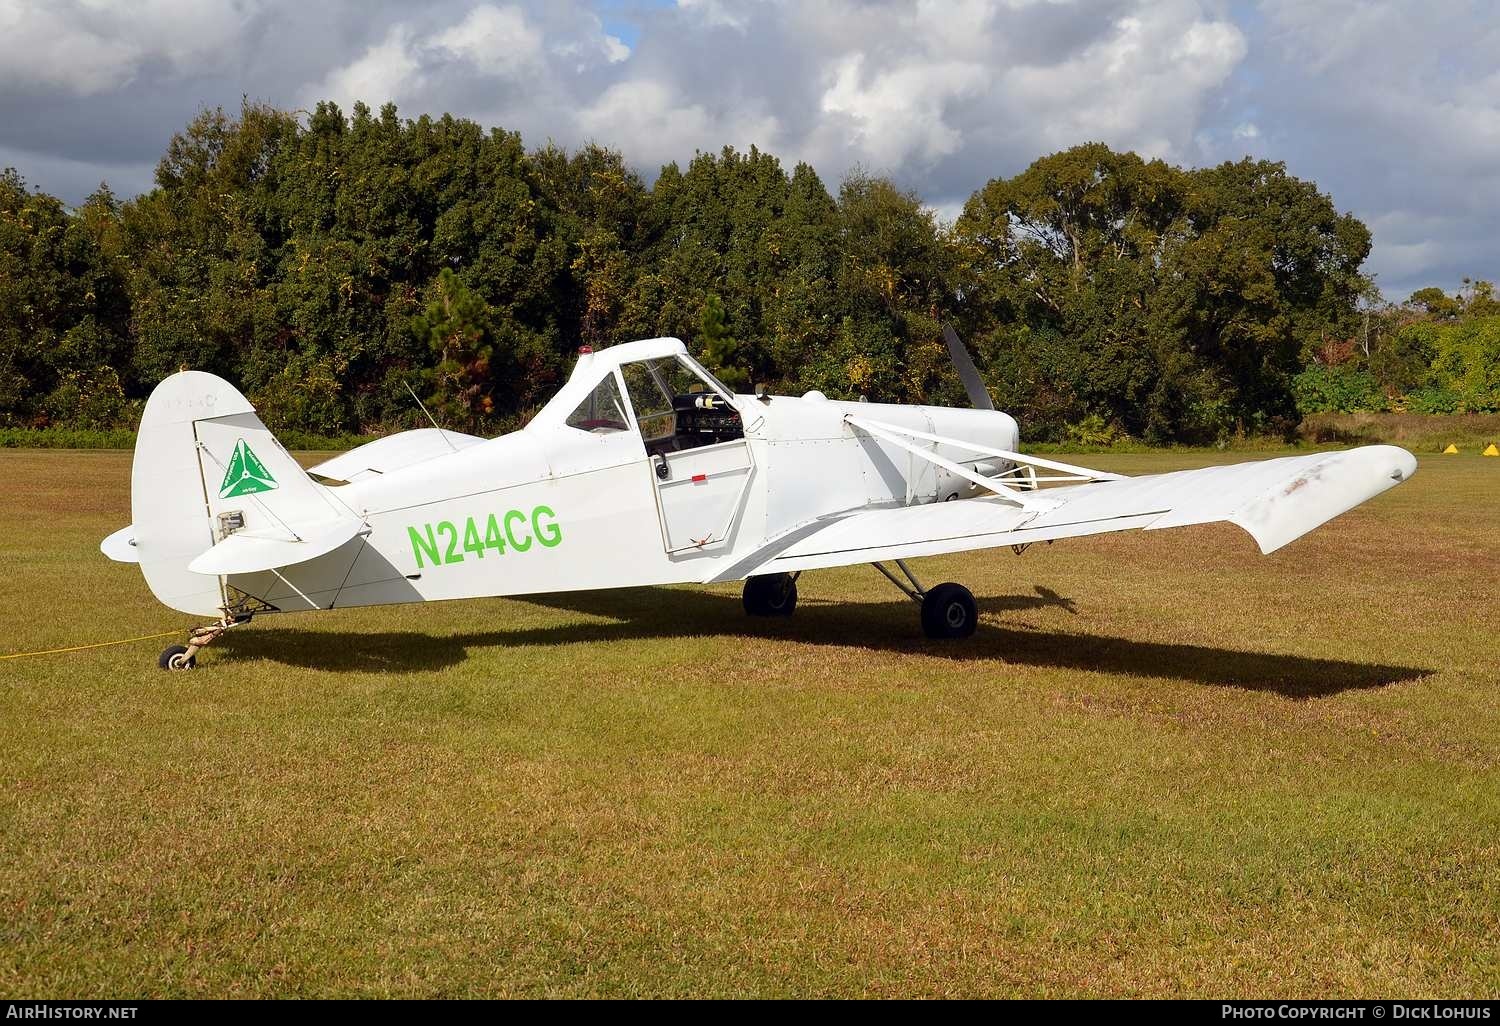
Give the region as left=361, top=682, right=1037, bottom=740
left=920, top=582, right=977, bottom=640
left=743, top=573, right=798, bottom=616
left=871, top=561, right=978, bottom=641
left=158, top=645, right=196, bottom=671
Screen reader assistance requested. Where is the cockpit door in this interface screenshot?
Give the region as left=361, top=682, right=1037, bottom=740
left=618, top=356, right=754, bottom=555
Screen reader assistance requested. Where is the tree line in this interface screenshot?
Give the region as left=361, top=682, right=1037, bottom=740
left=1294, top=279, right=1500, bottom=417
left=1, top=100, right=1488, bottom=444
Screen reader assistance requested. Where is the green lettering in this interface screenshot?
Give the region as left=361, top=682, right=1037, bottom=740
left=484, top=513, right=505, bottom=555
left=437, top=521, right=462, bottom=563
left=533, top=505, right=562, bottom=548
left=463, top=517, right=486, bottom=559
left=504, top=509, right=532, bottom=552
left=408, top=524, right=440, bottom=569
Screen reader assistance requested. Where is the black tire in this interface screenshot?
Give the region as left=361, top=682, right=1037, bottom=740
left=920, top=583, right=977, bottom=639
left=743, top=573, right=798, bottom=617
left=158, top=644, right=196, bottom=671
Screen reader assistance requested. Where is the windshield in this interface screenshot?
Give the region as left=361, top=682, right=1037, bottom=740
left=618, top=354, right=744, bottom=453
left=620, top=357, right=715, bottom=441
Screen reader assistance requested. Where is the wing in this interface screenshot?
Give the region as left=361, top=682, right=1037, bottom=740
left=723, top=445, right=1415, bottom=580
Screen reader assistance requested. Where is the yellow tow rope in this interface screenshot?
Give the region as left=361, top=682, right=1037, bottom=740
left=0, top=630, right=182, bottom=661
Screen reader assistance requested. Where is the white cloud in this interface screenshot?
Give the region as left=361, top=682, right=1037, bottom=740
left=576, top=79, right=780, bottom=168
left=1001, top=3, right=1247, bottom=160
left=0, top=0, right=257, bottom=95
left=675, top=0, right=754, bottom=32
left=820, top=54, right=989, bottom=168
left=433, top=4, right=543, bottom=75
left=602, top=35, right=630, bottom=64
left=926, top=199, right=967, bottom=227
left=303, top=3, right=628, bottom=115
left=1245, top=0, right=1500, bottom=295
left=309, top=25, right=423, bottom=111
left=550, top=14, right=631, bottom=69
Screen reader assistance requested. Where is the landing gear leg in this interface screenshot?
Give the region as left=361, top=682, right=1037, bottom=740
left=872, top=560, right=977, bottom=640
left=158, top=613, right=252, bottom=671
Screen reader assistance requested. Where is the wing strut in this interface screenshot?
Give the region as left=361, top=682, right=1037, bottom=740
left=843, top=414, right=1125, bottom=512
left=847, top=415, right=1039, bottom=508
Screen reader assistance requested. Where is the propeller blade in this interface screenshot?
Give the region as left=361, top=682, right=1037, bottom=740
left=941, top=323, right=994, bottom=410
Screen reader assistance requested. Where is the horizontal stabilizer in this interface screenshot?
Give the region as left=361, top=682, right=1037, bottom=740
left=187, top=517, right=366, bottom=576
left=100, top=525, right=139, bottom=563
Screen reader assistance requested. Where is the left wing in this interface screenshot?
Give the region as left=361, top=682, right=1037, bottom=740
left=726, top=445, right=1415, bottom=579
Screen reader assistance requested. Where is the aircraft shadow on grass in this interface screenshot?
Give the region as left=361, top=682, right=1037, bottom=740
left=213, top=584, right=1429, bottom=700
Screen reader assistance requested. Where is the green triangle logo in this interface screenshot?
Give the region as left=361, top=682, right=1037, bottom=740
left=219, top=438, right=278, bottom=498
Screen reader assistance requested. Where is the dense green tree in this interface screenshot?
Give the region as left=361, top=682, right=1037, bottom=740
left=697, top=292, right=747, bottom=389
left=1430, top=316, right=1500, bottom=412
left=1370, top=322, right=1437, bottom=396
left=1407, top=286, right=1462, bottom=319
left=810, top=173, right=956, bottom=402
left=5, top=105, right=1475, bottom=442
left=956, top=144, right=1372, bottom=441
left=0, top=169, right=132, bottom=426
left=410, top=268, right=496, bottom=431
left=1458, top=278, right=1500, bottom=318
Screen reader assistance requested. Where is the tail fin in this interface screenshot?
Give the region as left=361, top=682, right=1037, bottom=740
left=125, top=371, right=361, bottom=615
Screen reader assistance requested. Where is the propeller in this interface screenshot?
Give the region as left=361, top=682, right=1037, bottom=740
left=941, top=323, right=994, bottom=411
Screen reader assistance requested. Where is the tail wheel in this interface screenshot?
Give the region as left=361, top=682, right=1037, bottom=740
left=920, top=583, right=977, bottom=639
left=743, top=573, right=798, bottom=617
left=158, top=645, right=196, bottom=671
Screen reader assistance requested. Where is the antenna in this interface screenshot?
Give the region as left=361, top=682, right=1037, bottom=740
left=404, top=380, right=458, bottom=452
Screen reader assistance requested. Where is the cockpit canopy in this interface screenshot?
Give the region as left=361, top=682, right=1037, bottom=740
left=530, top=338, right=744, bottom=455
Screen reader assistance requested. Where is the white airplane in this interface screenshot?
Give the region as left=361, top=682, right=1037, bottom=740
left=102, top=332, right=1416, bottom=669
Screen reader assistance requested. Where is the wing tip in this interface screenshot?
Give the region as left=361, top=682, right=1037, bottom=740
left=1367, top=444, right=1418, bottom=483
left=1236, top=444, right=1418, bottom=554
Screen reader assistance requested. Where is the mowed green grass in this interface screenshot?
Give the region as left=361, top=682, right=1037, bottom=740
left=1, top=449, right=1497, bottom=998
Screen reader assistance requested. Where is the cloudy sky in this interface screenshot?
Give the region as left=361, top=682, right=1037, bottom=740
left=1, top=0, right=1495, bottom=298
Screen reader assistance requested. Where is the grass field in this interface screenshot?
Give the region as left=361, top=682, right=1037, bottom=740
left=1, top=449, right=1497, bottom=998
left=1298, top=412, right=1500, bottom=453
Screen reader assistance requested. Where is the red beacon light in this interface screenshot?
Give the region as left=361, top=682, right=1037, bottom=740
left=578, top=345, right=593, bottom=355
